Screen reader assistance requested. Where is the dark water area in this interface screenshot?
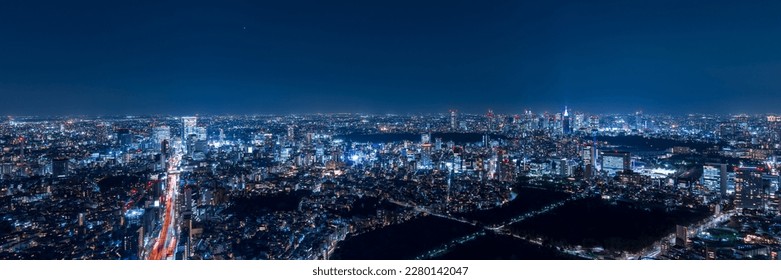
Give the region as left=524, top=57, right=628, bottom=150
left=593, top=135, right=718, bottom=152
left=510, top=198, right=711, bottom=252
left=457, top=187, right=571, bottom=226
left=434, top=232, right=585, bottom=260
left=227, top=190, right=311, bottom=219
left=330, top=215, right=479, bottom=260
left=336, top=133, right=506, bottom=145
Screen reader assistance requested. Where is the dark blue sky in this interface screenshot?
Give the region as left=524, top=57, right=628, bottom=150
left=1, top=0, right=780, bottom=115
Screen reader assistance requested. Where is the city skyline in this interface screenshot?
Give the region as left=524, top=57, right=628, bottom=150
left=5, top=109, right=781, bottom=119
left=3, top=1, right=781, bottom=263
left=2, top=1, right=781, bottom=115
left=3, top=112, right=781, bottom=260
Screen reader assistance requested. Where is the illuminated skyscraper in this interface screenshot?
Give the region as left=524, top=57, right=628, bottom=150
left=634, top=111, right=644, bottom=131
left=182, top=116, right=197, bottom=153
left=450, top=110, right=457, bottom=131
left=287, top=125, right=295, bottom=140
left=702, top=163, right=728, bottom=199
left=419, top=133, right=432, bottom=169
left=153, top=126, right=171, bottom=143
left=486, top=109, right=495, bottom=132
left=196, top=127, right=207, bottom=141
left=421, top=133, right=431, bottom=145
left=574, top=113, right=585, bottom=132
left=589, top=115, right=600, bottom=130
left=735, top=167, right=769, bottom=212
left=161, top=139, right=169, bottom=169
left=182, top=116, right=197, bottom=137
left=562, top=106, right=572, bottom=135
left=581, top=145, right=596, bottom=179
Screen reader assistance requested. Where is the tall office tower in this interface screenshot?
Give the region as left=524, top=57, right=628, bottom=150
left=487, top=109, right=495, bottom=131
left=182, top=116, right=197, bottom=137
left=195, top=127, right=208, bottom=141
left=0, top=163, right=12, bottom=177
left=287, top=125, right=295, bottom=140
left=581, top=145, right=595, bottom=179
left=159, top=139, right=168, bottom=168
left=419, top=133, right=433, bottom=170
left=450, top=110, right=457, bottom=131
left=589, top=115, right=600, bottom=130
left=546, top=113, right=556, bottom=132
left=675, top=225, right=689, bottom=247
left=117, top=128, right=133, bottom=148
left=635, top=110, right=644, bottom=131
left=421, top=132, right=431, bottom=145
left=554, top=113, right=562, bottom=134
left=562, top=106, right=572, bottom=135
left=534, top=115, right=543, bottom=130
left=52, top=157, right=69, bottom=177
left=153, top=126, right=171, bottom=144
left=702, top=163, right=728, bottom=198
left=735, top=167, right=769, bottom=212
left=591, top=128, right=599, bottom=172
left=574, top=113, right=585, bottom=132
left=182, top=116, right=197, bottom=153
left=153, top=125, right=171, bottom=153
left=558, top=158, right=570, bottom=177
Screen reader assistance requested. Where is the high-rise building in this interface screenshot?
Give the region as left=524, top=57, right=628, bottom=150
left=182, top=117, right=197, bottom=137
left=161, top=139, right=169, bottom=169
left=421, top=133, right=431, bottom=145
left=419, top=133, right=432, bottom=170
left=589, top=115, right=600, bottom=130
left=562, top=106, right=572, bottom=135
left=702, top=163, right=728, bottom=198
left=735, top=167, right=769, bottom=211
left=450, top=110, right=457, bottom=131
left=287, top=125, right=295, bottom=140
left=558, top=158, right=573, bottom=177
left=195, top=127, right=207, bottom=141
left=52, top=157, right=69, bottom=177
left=675, top=225, right=689, bottom=247
left=581, top=145, right=597, bottom=179
left=0, top=163, right=12, bottom=176
left=486, top=109, right=495, bottom=132
left=634, top=111, right=644, bottom=131
left=153, top=126, right=171, bottom=143
left=182, top=116, right=197, bottom=153
left=574, top=113, right=585, bottom=132
left=117, top=128, right=133, bottom=148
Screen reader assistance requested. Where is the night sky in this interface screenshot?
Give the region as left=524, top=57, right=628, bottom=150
left=1, top=0, right=781, bottom=115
